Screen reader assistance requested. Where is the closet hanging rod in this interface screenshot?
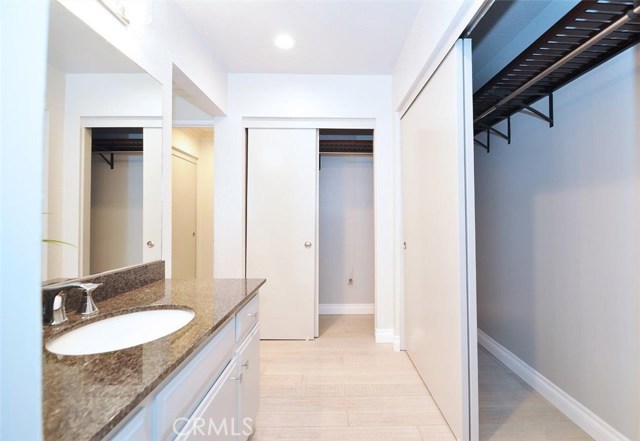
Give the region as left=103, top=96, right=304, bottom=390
left=474, top=4, right=640, bottom=123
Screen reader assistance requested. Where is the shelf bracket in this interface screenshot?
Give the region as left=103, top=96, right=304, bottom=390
left=474, top=129, right=490, bottom=153
left=489, top=116, right=511, bottom=144
left=521, top=93, right=554, bottom=128
left=98, top=153, right=115, bottom=170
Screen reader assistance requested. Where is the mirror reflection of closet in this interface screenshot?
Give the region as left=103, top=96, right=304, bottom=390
left=89, top=128, right=143, bottom=274
left=43, top=0, right=163, bottom=283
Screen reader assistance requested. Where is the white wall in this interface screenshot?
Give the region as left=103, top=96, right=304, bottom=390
left=214, top=74, right=396, bottom=333
left=173, top=127, right=200, bottom=157
left=90, top=153, right=143, bottom=274
left=173, top=95, right=214, bottom=122
left=57, top=0, right=227, bottom=113
left=392, top=0, right=483, bottom=112
left=475, top=47, right=640, bottom=440
left=319, top=156, right=374, bottom=307
left=0, top=0, right=49, bottom=439
left=43, top=65, right=67, bottom=281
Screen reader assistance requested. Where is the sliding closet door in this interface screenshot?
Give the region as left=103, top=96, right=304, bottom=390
left=401, top=39, right=478, bottom=440
left=246, top=128, right=317, bottom=340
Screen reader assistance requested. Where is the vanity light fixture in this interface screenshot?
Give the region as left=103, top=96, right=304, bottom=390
left=274, top=34, right=297, bottom=50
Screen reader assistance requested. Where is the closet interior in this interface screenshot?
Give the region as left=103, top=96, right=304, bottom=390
left=318, top=129, right=375, bottom=319
left=468, top=1, right=640, bottom=439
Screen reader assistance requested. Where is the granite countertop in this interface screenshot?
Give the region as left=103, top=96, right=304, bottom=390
left=43, top=278, right=266, bottom=441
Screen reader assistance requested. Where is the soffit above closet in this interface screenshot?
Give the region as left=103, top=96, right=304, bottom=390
left=175, top=0, right=422, bottom=74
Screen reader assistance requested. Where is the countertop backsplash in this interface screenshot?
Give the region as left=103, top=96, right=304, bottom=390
left=42, top=261, right=165, bottom=311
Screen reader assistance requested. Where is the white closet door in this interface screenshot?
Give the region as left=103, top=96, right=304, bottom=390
left=247, top=128, right=317, bottom=340
left=401, top=39, right=478, bottom=441
left=143, top=127, right=163, bottom=262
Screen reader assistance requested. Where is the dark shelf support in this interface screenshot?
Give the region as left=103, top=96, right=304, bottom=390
left=98, top=153, right=115, bottom=170
left=474, top=129, right=490, bottom=153
left=489, top=116, right=511, bottom=144
left=521, top=93, right=554, bottom=128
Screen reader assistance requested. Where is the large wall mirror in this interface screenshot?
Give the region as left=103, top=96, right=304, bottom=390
left=43, top=1, right=163, bottom=283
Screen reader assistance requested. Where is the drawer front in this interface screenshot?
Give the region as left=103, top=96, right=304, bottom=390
left=156, top=319, right=236, bottom=441
left=175, top=359, right=239, bottom=441
left=235, top=295, right=259, bottom=342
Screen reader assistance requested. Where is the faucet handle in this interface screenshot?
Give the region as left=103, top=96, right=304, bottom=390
left=43, top=290, right=68, bottom=326
left=77, top=283, right=102, bottom=317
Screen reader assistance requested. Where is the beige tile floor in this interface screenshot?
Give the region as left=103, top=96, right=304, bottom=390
left=254, top=315, right=591, bottom=441
left=255, top=315, right=452, bottom=441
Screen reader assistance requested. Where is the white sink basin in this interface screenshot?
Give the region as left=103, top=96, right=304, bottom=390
left=46, top=307, right=195, bottom=356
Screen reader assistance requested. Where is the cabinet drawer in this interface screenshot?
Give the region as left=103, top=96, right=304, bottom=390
left=175, top=359, right=239, bottom=440
left=235, top=295, right=259, bottom=342
left=155, top=319, right=235, bottom=441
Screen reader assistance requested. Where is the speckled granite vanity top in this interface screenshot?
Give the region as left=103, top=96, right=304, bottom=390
left=43, top=278, right=265, bottom=441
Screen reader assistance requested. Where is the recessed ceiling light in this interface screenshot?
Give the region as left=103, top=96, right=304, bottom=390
left=274, top=34, right=297, bottom=50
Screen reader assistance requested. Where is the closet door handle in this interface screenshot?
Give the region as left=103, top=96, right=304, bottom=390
left=304, top=242, right=312, bottom=249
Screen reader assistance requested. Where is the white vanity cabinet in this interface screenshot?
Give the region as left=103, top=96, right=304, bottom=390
left=108, top=295, right=260, bottom=441
left=236, top=326, right=260, bottom=441
left=176, top=360, right=239, bottom=440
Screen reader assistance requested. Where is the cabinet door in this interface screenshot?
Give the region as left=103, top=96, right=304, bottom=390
left=246, top=128, right=317, bottom=340
left=109, top=406, right=151, bottom=441
left=155, top=320, right=235, bottom=441
left=176, top=360, right=239, bottom=441
left=400, top=39, right=478, bottom=441
left=237, top=326, right=260, bottom=440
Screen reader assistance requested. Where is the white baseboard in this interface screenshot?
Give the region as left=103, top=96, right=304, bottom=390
left=478, top=329, right=630, bottom=441
left=375, top=328, right=394, bottom=344
left=319, top=303, right=374, bottom=315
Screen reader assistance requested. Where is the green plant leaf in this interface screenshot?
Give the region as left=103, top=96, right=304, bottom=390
left=42, top=239, right=76, bottom=247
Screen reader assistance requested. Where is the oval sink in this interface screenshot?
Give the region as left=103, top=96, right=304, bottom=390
left=46, top=307, right=195, bottom=356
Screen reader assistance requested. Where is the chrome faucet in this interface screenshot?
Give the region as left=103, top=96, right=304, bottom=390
left=43, top=283, right=103, bottom=326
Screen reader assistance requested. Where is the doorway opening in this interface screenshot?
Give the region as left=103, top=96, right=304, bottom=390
left=89, top=127, right=143, bottom=274
left=80, top=122, right=162, bottom=278
left=171, top=127, right=214, bottom=279
left=318, top=129, right=375, bottom=333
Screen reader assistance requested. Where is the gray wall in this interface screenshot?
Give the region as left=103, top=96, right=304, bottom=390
left=90, top=153, right=143, bottom=274
left=319, top=155, right=374, bottom=305
left=475, top=47, right=640, bottom=439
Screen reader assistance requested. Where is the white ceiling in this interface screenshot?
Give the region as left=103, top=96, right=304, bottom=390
left=176, top=0, right=423, bottom=75
left=48, top=0, right=143, bottom=74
